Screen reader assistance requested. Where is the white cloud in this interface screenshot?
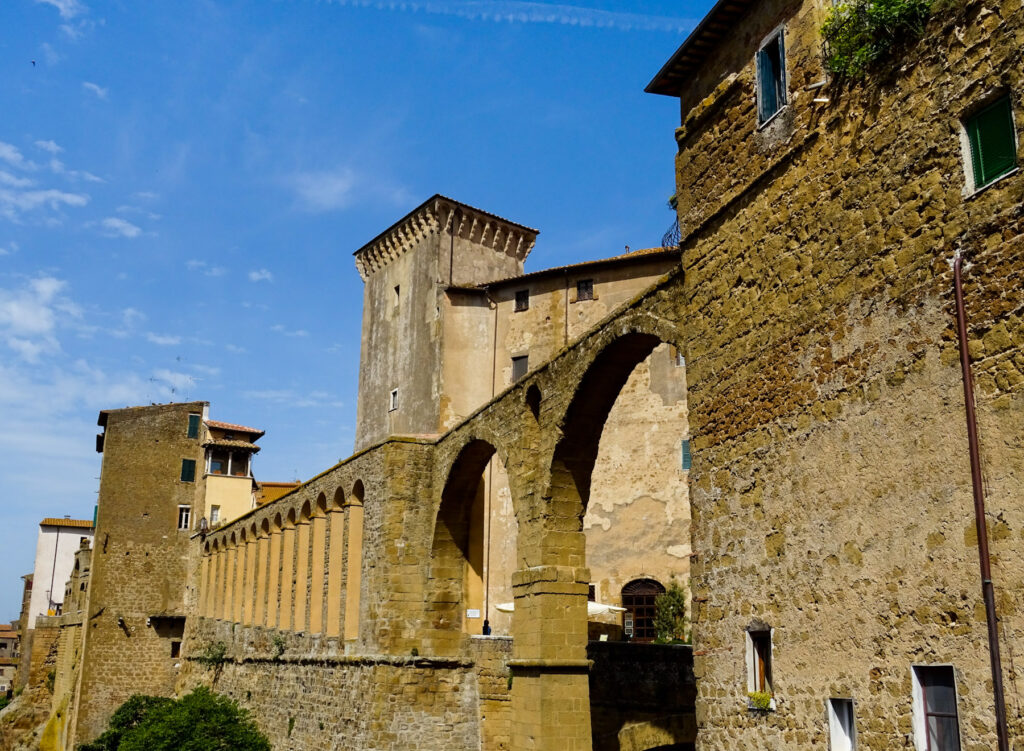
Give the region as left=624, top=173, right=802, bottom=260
left=271, top=324, right=309, bottom=338
left=225, top=343, right=247, bottom=354
left=0, top=142, right=39, bottom=172
left=186, top=259, right=226, bottom=276
left=243, top=388, right=343, bottom=408
left=48, top=158, right=104, bottom=183
left=97, top=217, right=141, bottom=238
left=0, top=187, right=89, bottom=221
left=151, top=368, right=196, bottom=398
left=0, top=171, right=35, bottom=189
left=248, top=268, right=273, bottom=282
left=82, top=81, right=108, bottom=100
left=34, top=140, right=63, bottom=155
left=0, top=241, right=18, bottom=256
left=0, top=276, right=75, bottom=362
left=326, top=1, right=695, bottom=32
left=289, top=167, right=357, bottom=212
left=116, top=205, right=159, bottom=219
left=133, top=191, right=159, bottom=201
left=40, top=43, right=62, bottom=66
left=146, top=333, right=181, bottom=346
left=33, top=0, right=86, bottom=20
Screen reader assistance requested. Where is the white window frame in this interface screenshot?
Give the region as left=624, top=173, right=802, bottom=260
left=209, top=505, right=220, bottom=524
left=389, top=388, right=398, bottom=412
left=745, top=627, right=775, bottom=709
left=177, top=505, right=192, bottom=531
left=958, top=90, right=1020, bottom=198
left=827, top=697, right=857, bottom=751
left=911, top=664, right=962, bottom=751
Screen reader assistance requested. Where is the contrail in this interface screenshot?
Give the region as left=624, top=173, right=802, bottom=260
left=326, top=0, right=696, bottom=33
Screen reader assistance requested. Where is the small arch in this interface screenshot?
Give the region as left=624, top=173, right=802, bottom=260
left=229, top=532, right=238, bottom=546
left=273, top=513, right=284, bottom=531
left=315, top=492, right=327, bottom=516
left=286, top=508, right=297, bottom=527
left=300, top=500, right=312, bottom=521
left=525, top=383, right=541, bottom=420
left=204, top=541, right=211, bottom=554
left=332, top=486, right=345, bottom=509
left=621, top=578, right=666, bottom=643
left=249, top=523, right=258, bottom=539
left=260, top=518, right=270, bottom=536
left=351, top=479, right=365, bottom=505
left=212, top=539, right=219, bottom=552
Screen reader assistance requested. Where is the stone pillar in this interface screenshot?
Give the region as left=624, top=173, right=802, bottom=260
left=280, top=526, right=296, bottom=631
left=243, top=537, right=257, bottom=626
left=233, top=542, right=246, bottom=623
left=509, top=564, right=593, bottom=751
left=344, top=503, right=364, bottom=641
left=254, top=534, right=270, bottom=626
left=266, top=529, right=282, bottom=627
left=223, top=546, right=237, bottom=621
left=294, top=519, right=311, bottom=632
left=309, top=515, right=327, bottom=635
left=326, top=509, right=346, bottom=638
left=199, top=553, right=211, bottom=617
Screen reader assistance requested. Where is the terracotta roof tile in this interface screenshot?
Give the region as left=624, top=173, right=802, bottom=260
left=205, top=420, right=265, bottom=437
left=40, top=518, right=94, bottom=529
left=474, top=246, right=680, bottom=289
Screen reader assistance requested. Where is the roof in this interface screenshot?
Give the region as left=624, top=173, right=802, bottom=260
left=467, top=246, right=681, bottom=290
left=203, top=438, right=262, bottom=452
left=205, top=420, right=265, bottom=438
left=40, top=518, right=94, bottom=529
left=353, top=194, right=538, bottom=258
left=645, top=0, right=755, bottom=96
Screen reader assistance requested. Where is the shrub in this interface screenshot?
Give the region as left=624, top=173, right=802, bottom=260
left=653, top=578, right=690, bottom=644
left=78, top=687, right=269, bottom=751
left=821, top=0, right=934, bottom=78
left=748, top=690, right=773, bottom=711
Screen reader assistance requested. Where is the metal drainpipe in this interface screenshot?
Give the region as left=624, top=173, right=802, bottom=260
left=952, top=249, right=1010, bottom=751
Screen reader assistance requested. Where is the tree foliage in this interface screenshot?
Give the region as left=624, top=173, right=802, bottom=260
left=821, top=0, right=934, bottom=78
left=78, top=687, right=270, bottom=751
left=653, top=578, right=689, bottom=644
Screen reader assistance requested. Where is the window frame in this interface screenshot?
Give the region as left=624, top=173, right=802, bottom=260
left=514, top=289, right=530, bottom=312
left=827, top=697, right=857, bottom=751
left=746, top=626, right=774, bottom=707
left=177, top=505, right=192, bottom=531
left=756, top=26, right=788, bottom=127
left=186, top=413, right=201, bottom=439
left=960, top=92, right=1018, bottom=196
left=911, top=665, right=962, bottom=751
left=621, top=578, right=666, bottom=643
left=576, top=279, right=594, bottom=301
left=389, top=388, right=398, bottom=412
left=511, top=354, right=529, bottom=382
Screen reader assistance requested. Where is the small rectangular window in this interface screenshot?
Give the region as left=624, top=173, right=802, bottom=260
left=180, top=459, right=196, bottom=483
left=912, top=666, right=961, bottom=751
left=828, top=698, right=857, bottom=751
left=965, top=95, right=1017, bottom=190
left=681, top=439, right=692, bottom=471
left=177, top=505, right=192, bottom=530
left=512, top=355, right=529, bottom=382
left=210, top=505, right=220, bottom=524
left=747, top=629, right=773, bottom=697
left=670, top=345, right=685, bottom=367
left=389, top=389, right=398, bottom=412
left=757, top=31, right=787, bottom=124
left=170, top=641, right=181, bottom=658
left=394, top=285, right=400, bottom=305
left=514, top=289, right=530, bottom=312
left=576, top=279, right=594, bottom=301
left=588, top=584, right=596, bottom=602
left=186, top=413, right=201, bottom=439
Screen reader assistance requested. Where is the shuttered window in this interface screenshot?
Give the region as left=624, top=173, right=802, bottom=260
left=180, top=458, right=196, bottom=483
left=512, top=355, right=529, bottom=382
left=757, top=32, right=786, bottom=124
left=187, top=413, right=200, bottom=438
left=966, top=95, right=1017, bottom=189
left=681, top=439, right=692, bottom=470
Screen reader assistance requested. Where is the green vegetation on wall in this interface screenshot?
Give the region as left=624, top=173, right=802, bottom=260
left=77, top=687, right=270, bottom=751
left=821, top=0, right=935, bottom=78
left=653, top=578, right=690, bottom=644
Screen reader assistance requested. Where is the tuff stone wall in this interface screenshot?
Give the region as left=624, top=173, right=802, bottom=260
left=668, top=0, right=1024, bottom=748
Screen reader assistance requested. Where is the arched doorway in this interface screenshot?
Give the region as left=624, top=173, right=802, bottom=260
left=621, top=578, right=666, bottom=643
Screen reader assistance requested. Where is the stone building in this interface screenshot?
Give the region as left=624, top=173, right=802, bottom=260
left=30, top=0, right=1024, bottom=748
left=0, top=623, right=18, bottom=695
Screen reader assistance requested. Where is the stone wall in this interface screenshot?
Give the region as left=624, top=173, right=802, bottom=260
left=668, top=0, right=1024, bottom=748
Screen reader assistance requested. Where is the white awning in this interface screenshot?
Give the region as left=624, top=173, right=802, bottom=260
left=494, top=601, right=626, bottom=616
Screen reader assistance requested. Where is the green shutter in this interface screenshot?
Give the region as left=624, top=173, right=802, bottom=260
left=968, top=96, right=1017, bottom=188
left=187, top=413, right=200, bottom=439
left=181, top=458, right=196, bottom=483
left=681, top=439, right=692, bottom=471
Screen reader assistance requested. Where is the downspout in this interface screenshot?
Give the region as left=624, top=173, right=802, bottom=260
left=449, top=208, right=460, bottom=286
left=482, top=288, right=499, bottom=635
left=48, top=525, right=61, bottom=613
left=952, top=249, right=1010, bottom=751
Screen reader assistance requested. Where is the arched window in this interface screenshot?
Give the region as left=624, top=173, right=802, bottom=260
left=621, top=578, right=665, bottom=643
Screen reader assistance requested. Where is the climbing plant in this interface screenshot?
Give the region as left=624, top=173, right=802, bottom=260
left=652, top=578, right=690, bottom=644
left=821, top=0, right=935, bottom=78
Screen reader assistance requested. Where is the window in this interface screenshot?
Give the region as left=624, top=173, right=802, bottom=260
left=231, top=452, right=250, bottom=477
left=576, top=279, right=594, bottom=301
left=512, top=355, right=529, bottom=382
left=588, top=584, right=596, bottom=602
left=621, top=578, right=665, bottom=642
left=757, top=31, right=787, bottom=124
left=747, top=628, right=773, bottom=697
left=389, top=389, right=398, bottom=412
left=177, top=505, right=192, bottom=530
left=828, top=698, right=857, bottom=751
left=514, top=289, right=530, bottom=312
left=187, top=413, right=200, bottom=439
left=670, top=345, right=685, bottom=367
left=208, top=449, right=229, bottom=475
left=180, top=459, right=196, bottom=483
left=170, top=641, right=181, bottom=658
left=394, top=285, right=400, bottom=305
left=912, top=666, right=961, bottom=751
left=210, top=505, right=220, bottom=524
left=681, top=439, right=692, bottom=471
left=964, top=95, right=1017, bottom=190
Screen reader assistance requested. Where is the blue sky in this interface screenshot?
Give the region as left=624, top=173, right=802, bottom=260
left=0, top=0, right=710, bottom=620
